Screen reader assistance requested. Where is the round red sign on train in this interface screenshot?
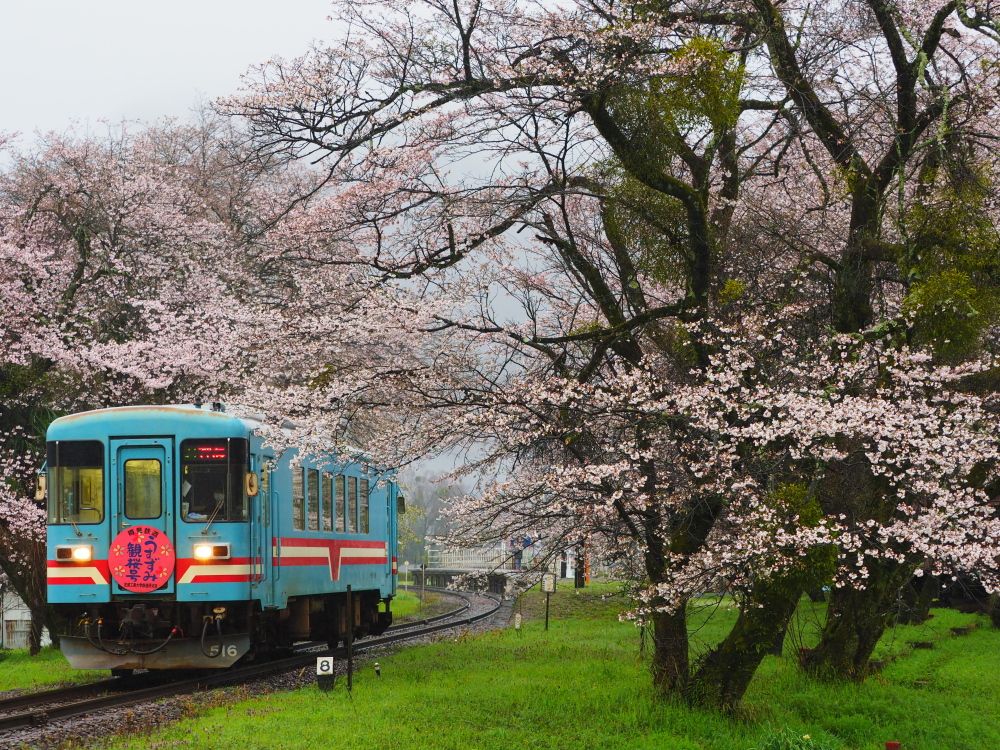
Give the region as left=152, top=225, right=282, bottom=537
left=108, top=526, right=175, bottom=592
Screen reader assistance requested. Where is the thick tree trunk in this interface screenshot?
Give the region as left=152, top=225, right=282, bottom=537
left=650, top=608, right=689, bottom=695
left=807, top=587, right=827, bottom=603
left=28, top=605, right=46, bottom=656
left=45, top=607, right=65, bottom=649
left=989, top=594, right=1000, bottom=629
left=770, top=619, right=789, bottom=656
left=831, top=249, right=873, bottom=333
left=688, top=582, right=801, bottom=710
left=805, top=561, right=912, bottom=679
left=809, top=441, right=900, bottom=679
left=896, top=572, right=938, bottom=625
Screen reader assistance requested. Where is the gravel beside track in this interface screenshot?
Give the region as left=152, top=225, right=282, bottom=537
left=0, top=591, right=511, bottom=750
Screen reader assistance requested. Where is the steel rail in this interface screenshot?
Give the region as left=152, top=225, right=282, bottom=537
left=386, top=585, right=473, bottom=630
left=0, top=590, right=501, bottom=736
left=0, top=675, right=139, bottom=715
left=0, top=586, right=469, bottom=719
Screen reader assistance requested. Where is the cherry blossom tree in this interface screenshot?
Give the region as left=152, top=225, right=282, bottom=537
left=2, top=0, right=995, bottom=708
left=0, top=122, right=278, bottom=631
left=220, top=0, right=1000, bottom=705
left=0, top=430, right=47, bottom=653
left=719, top=0, right=1000, bottom=676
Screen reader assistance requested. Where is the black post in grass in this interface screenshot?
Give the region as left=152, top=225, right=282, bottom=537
left=347, top=585, right=354, bottom=692
left=542, top=573, right=555, bottom=631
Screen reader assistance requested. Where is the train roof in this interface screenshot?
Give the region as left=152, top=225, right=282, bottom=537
left=46, top=404, right=261, bottom=442
left=45, top=405, right=375, bottom=467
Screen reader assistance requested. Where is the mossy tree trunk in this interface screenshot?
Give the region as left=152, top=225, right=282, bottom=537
left=688, top=579, right=802, bottom=710
left=28, top=605, right=46, bottom=655
left=896, top=570, right=938, bottom=626
left=45, top=607, right=66, bottom=649
left=807, top=445, right=902, bottom=679
left=650, top=608, right=690, bottom=695
left=804, top=560, right=913, bottom=679
left=770, top=618, right=789, bottom=656
left=806, top=587, right=827, bottom=603
left=988, top=594, right=1000, bottom=629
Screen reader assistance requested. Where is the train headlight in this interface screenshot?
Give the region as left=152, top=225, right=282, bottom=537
left=56, top=545, right=93, bottom=562
left=193, top=543, right=230, bottom=560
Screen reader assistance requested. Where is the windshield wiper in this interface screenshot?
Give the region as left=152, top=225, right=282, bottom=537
left=202, top=497, right=226, bottom=534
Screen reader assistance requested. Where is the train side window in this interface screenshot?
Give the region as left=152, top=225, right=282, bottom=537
left=336, top=476, right=346, bottom=532
left=348, top=476, right=358, bottom=534
left=292, top=467, right=304, bottom=531
left=360, top=478, right=369, bottom=534
left=307, top=468, right=319, bottom=531
left=124, top=459, right=161, bottom=519
left=322, top=472, right=333, bottom=532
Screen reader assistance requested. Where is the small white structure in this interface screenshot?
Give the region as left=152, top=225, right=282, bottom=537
left=0, top=585, right=49, bottom=650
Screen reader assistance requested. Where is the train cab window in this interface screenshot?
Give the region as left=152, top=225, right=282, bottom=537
left=124, top=459, right=161, bottom=519
left=360, top=478, right=369, bottom=534
left=322, top=472, right=333, bottom=531
left=180, top=439, right=248, bottom=523
left=335, top=476, right=346, bottom=532
left=292, top=467, right=304, bottom=530
left=348, top=476, right=358, bottom=533
left=307, top=469, right=320, bottom=531
left=46, top=441, right=104, bottom=525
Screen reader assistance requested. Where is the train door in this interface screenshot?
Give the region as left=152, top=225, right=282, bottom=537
left=109, top=438, right=175, bottom=595
left=262, top=457, right=275, bottom=592
left=388, top=480, right=398, bottom=593
left=250, top=455, right=275, bottom=601
left=269, top=460, right=282, bottom=606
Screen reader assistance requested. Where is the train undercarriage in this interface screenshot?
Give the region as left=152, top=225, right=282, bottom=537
left=55, top=592, right=393, bottom=671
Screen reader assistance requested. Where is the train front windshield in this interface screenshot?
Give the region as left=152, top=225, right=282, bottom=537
left=46, top=441, right=105, bottom=524
left=180, top=438, right=248, bottom=522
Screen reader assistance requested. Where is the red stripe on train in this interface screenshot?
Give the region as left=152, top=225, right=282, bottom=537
left=49, top=576, right=101, bottom=585
left=47, top=559, right=110, bottom=585
left=47, top=559, right=111, bottom=572
left=341, top=556, right=388, bottom=565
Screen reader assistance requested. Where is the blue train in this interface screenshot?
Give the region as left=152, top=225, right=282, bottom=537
left=43, top=404, right=401, bottom=671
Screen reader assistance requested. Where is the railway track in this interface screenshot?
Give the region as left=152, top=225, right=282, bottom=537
left=0, top=588, right=500, bottom=741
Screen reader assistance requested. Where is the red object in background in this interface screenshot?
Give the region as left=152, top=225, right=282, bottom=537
left=885, top=742, right=901, bottom=750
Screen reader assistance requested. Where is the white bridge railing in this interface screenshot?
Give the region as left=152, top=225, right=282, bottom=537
left=425, top=542, right=542, bottom=571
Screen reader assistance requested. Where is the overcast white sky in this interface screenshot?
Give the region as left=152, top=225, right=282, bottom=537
left=0, top=0, right=335, bottom=141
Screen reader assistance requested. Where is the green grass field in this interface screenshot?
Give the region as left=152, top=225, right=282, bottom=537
left=95, top=582, right=998, bottom=750
left=0, top=646, right=106, bottom=693
left=391, top=588, right=450, bottom=621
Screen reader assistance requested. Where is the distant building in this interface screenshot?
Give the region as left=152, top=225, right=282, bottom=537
left=0, top=585, right=49, bottom=650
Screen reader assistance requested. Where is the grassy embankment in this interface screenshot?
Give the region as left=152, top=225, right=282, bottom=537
left=96, top=581, right=999, bottom=750
left=0, top=646, right=100, bottom=693
left=391, top=587, right=449, bottom=621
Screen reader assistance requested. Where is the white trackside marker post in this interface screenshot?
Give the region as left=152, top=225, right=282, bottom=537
left=317, top=656, right=335, bottom=692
